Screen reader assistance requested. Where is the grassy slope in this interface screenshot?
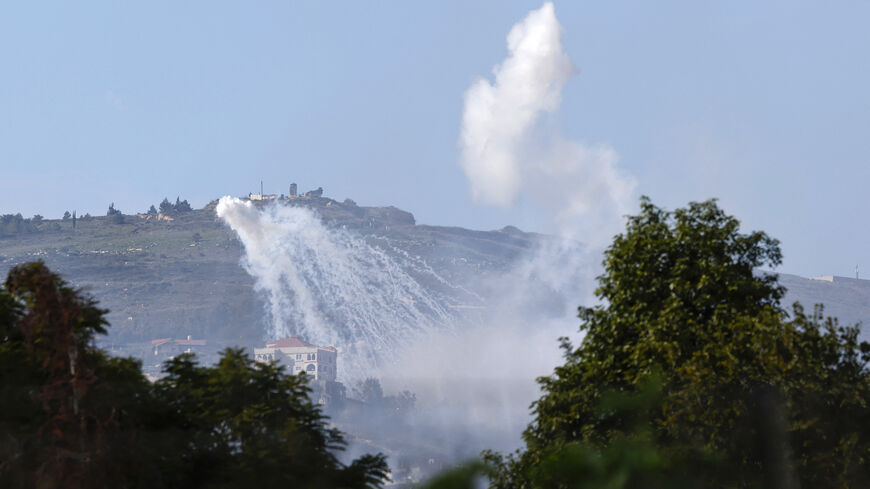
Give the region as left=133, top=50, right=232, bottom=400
left=0, top=197, right=542, bottom=344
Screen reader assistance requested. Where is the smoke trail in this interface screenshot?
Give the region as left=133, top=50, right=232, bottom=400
left=382, top=3, right=641, bottom=455
left=459, top=1, right=635, bottom=246
left=216, top=197, right=457, bottom=381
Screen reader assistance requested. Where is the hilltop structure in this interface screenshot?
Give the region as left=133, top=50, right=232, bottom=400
left=254, top=336, right=338, bottom=382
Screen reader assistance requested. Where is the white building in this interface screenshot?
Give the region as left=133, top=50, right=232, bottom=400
left=254, top=336, right=338, bottom=382
left=248, top=193, right=277, bottom=201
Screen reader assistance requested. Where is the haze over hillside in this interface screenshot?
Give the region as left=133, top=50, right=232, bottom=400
left=2, top=191, right=868, bottom=351
left=0, top=191, right=545, bottom=346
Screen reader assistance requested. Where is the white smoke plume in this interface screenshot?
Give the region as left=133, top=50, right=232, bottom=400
left=216, top=197, right=457, bottom=382
left=459, top=1, right=635, bottom=246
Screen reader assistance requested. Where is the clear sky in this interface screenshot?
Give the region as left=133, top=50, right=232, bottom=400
left=1, top=1, right=868, bottom=277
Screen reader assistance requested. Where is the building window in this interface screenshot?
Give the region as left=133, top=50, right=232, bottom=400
left=296, top=354, right=301, bottom=360
left=307, top=364, right=316, bottom=372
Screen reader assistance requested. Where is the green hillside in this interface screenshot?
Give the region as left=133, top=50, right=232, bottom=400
left=0, top=195, right=541, bottom=346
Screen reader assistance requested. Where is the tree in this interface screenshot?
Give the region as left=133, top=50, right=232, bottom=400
left=31, top=214, right=43, bottom=225
left=147, top=205, right=158, bottom=215
left=0, top=262, right=148, bottom=488
left=159, top=198, right=173, bottom=214
left=0, top=262, right=389, bottom=489
left=151, top=351, right=388, bottom=489
left=492, top=198, right=870, bottom=488
left=0, top=214, right=35, bottom=236
left=62, top=211, right=71, bottom=220
left=174, top=196, right=192, bottom=212
left=106, top=203, right=124, bottom=224
left=358, top=378, right=384, bottom=405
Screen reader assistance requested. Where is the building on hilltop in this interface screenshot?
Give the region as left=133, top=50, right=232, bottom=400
left=248, top=192, right=276, bottom=201
left=254, top=336, right=338, bottom=382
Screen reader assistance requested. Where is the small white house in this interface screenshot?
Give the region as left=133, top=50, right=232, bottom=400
left=254, top=336, right=338, bottom=382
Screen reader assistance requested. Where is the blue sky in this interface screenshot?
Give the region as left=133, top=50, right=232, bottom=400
left=1, top=1, right=868, bottom=277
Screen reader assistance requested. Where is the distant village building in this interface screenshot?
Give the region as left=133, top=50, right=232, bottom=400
left=248, top=193, right=277, bottom=201
left=304, top=187, right=323, bottom=198
left=254, top=336, right=338, bottom=382
left=289, top=183, right=298, bottom=197
left=151, top=335, right=208, bottom=357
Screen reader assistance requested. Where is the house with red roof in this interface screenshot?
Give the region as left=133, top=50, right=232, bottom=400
left=254, top=335, right=338, bottom=382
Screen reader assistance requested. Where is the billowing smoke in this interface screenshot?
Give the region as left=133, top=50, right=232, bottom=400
left=383, top=2, right=640, bottom=456
left=459, top=1, right=635, bottom=245
left=215, top=1, right=639, bottom=465
left=216, top=197, right=457, bottom=382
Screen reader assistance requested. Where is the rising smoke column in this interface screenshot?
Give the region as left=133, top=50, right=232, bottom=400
left=216, top=197, right=456, bottom=381
left=459, top=1, right=635, bottom=246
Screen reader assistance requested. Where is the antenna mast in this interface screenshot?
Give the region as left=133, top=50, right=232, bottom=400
left=261, top=180, right=264, bottom=196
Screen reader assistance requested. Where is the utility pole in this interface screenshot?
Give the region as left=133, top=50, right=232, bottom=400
left=261, top=180, right=264, bottom=196
left=856, top=264, right=859, bottom=280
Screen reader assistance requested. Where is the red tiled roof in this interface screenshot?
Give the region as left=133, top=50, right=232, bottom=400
left=151, top=338, right=172, bottom=346
left=267, top=336, right=315, bottom=348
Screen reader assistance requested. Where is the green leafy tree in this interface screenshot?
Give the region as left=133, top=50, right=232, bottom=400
left=491, top=198, right=870, bottom=488
left=150, top=351, right=387, bottom=489
left=0, top=262, right=389, bottom=489
left=31, top=214, right=43, bottom=225
left=0, top=262, right=149, bottom=489
left=62, top=210, right=71, bottom=220
left=147, top=205, right=158, bottom=215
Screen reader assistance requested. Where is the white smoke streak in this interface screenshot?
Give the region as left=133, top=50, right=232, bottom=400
left=459, top=1, right=635, bottom=246
left=216, top=197, right=456, bottom=381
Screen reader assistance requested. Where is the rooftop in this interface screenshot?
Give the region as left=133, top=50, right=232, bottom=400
left=265, top=336, right=336, bottom=350
left=266, top=336, right=316, bottom=348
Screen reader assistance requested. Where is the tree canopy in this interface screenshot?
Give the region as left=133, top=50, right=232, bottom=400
left=0, top=261, right=388, bottom=489
left=489, top=198, right=870, bottom=488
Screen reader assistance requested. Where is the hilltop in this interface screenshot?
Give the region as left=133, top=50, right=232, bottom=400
left=2, top=193, right=868, bottom=353
left=0, top=193, right=542, bottom=346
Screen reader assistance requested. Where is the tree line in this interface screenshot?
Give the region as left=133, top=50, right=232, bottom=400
left=0, top=197, right=195, bottom=235
left=0, top=262, right=388, bottom=489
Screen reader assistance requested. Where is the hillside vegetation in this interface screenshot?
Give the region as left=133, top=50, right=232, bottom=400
left=0, top=195, right=541, bottom=344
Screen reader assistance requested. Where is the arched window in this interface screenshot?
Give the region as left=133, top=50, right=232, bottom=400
left=306, top=364, right=316, bottom=372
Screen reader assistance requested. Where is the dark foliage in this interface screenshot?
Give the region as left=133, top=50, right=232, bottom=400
left=0, top=262, right=388, bottom=489
left=174, top=196, right=192, bottom=212
left=0, top=214, right=39, bottom=236
left=158, top=198, right=173, bottom=214
left=488, top=198, right=870, bottom=488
